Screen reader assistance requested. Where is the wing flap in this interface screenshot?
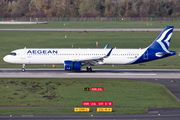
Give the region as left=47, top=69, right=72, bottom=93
left=74, top=56, right=103, bottom=62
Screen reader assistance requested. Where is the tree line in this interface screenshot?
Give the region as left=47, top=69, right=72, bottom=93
left=1, top=0, right=180, bottom=18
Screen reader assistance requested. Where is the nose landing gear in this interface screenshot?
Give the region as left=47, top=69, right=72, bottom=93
left=22, top=64, right=25, bottom=72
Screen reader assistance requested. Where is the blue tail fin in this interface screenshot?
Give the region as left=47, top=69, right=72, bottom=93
left=148, top=26, right=174, bottom=52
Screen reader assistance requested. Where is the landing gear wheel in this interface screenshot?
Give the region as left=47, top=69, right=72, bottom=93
left=22, top=64, right=25, bottom=72
left=21, top=68, right=25, bottom=72
left=86, top=67, right=92, bottom=72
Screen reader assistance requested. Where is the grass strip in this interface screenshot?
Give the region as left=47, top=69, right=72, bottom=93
left=0, top=108, right=148, bottom=115
left=0, top=78, right=180, bottom=108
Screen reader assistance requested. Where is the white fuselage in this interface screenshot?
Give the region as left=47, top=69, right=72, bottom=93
left=3, top=48, right=146, bottom=65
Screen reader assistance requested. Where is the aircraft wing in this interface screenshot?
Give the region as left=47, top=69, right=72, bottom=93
left=73, top=48, right=113, bottom=65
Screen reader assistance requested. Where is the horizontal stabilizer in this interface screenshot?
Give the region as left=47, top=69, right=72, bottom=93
left=155, top=51, right=176, bottom=57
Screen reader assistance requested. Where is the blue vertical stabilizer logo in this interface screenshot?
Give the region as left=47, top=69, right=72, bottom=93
left=156, top=28, right=173, bottom=53
left=149, top=26, right=174, bottom=52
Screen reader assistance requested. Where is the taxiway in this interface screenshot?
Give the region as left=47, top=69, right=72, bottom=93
left=0, top=68, right=180, bottom=78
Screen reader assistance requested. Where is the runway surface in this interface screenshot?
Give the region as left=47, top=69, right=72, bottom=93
left=0, top=68, right=180, bottom=79
left=1, top=107, right=180, bottom=120
left=1, top=28, right=180, bottom=31
left=1, top=108, right=180, bottom=120
left=1, top=68, right=180, bottom=120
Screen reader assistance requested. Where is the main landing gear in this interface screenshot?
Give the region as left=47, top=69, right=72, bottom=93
left=22, top=64, right=25, bottom=72
left=86, top=67, right=92, bottom=72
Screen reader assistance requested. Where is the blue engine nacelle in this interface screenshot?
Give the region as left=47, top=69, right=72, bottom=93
left=64, top=61, right=81, bottom=71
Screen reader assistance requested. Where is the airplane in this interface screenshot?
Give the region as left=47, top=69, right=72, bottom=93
left=3, top=26, right=176, bottom=72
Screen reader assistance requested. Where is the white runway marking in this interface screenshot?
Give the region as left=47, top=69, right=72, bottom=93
left=67, top=73, right=157, bottom=76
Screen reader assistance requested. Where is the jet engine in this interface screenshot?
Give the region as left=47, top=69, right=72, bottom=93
left=64, top=60, right=81, bottom=71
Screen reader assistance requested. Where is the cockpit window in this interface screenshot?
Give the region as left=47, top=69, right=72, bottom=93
left=9, top=52, right=17, bottom=56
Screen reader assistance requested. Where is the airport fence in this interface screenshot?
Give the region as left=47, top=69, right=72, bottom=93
left=0, top=17, right=180, bottom=22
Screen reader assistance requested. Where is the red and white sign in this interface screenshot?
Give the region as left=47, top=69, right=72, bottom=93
left=90, top=87, right=104, bottom=91
left=83, top=101, right=113, bottom=106
left=98, top=101, right=113, bottom=106
left=82, top=101, right=98, bottom=106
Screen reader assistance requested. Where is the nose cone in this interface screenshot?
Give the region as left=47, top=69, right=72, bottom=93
left=3, top=55, right=11, bottom=63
